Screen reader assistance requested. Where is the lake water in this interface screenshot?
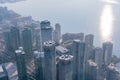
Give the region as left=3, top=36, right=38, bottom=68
left=0, top=0, right=120, bottom=56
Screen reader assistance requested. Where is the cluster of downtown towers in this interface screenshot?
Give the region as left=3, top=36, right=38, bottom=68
left=3, top=20, right=116, bottom=80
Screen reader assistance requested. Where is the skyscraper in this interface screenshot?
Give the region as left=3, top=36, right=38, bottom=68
left=34, top=28, right=42, bottom=51
left=58, top=55, right=73, bottom=80
left=102, top=42, right=113, bottom=65
left=10, top=26, right=21, bottom=51
left=85, top=60, right=98, bottom=80
left=22, top=28, right=33, bottom=58
left=84, top=34, right=94, bottom=63
left=55, top=23, right=61, bottom=38
left=34, top=51, right=44, bottom=80
left=93, top=47, right=104, bottom=80
left=85, top=34, right=94, bottom=46
left=43, top=41, right=56, bottom=80
left=3, top=27, right=21, bottom=52
left=3, top=31, right=12, bottom=51
left=15, top=47, right=28, bottom=80
left=106, top=64, right=120, bottom=80
left=72, top=40, right=85, bottom=80
left=40, top=20, right=53, bottom=47
left=53, top=23, right=62, bottom=45
left=94, top=47, right=103, bottom=68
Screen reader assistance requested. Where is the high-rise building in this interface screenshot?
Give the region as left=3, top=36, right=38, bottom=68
left=106, top=64, right=120, bottom=80
left=58, top=55, right=73, bottom=80
left=34, top=28, right=42, bottom=51
left=85, top=60, right=98, bottom=80
left=92, top=47, right=105, bottom=80
left=10, top=26, right=21, bottom=51
left=56, top=46, right=69, bottom=80
left=55, top=23, right=61, bottom=38
left=40, top=20, right=53, bottom=46
left=15, top=47, right=28, bottom=80
left=102, top=42, right=113, bottom=65
left=72, top=40, right=85, bottom=80
left=3, top=31, right=12, bottom=51
left=84, top=34, right=94, bottom=63
left=43, top=41, right=56, bottom=80
left=3, top=27, right=21, bottom=52
left=85, top=34, right=94, bottom=46
left=0, top=64, right=9, bottom=80
left=34, top=51, right=44, bottom=80
left=22, top=28, right=33, bottom=58
left=72, top=40, right=79, bottom=80
left=53, top=23, right=62, bottom=45
left=94, top=47, right=103, bottom=68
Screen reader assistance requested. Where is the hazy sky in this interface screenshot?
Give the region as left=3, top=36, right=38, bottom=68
left=1, top=0, right=120, bottom=55
left=0, top=0, right=102, bottom=33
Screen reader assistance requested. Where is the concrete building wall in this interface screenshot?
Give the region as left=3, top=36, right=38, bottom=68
left=58, top=55, right=73, bottom=80
left=102, top=42, right=113, bottom=65
left=15, top=47, right=27, bottom=80
left=44, top=41, right=56, bottom=80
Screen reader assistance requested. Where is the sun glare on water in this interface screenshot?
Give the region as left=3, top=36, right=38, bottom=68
left=100, top=4, right=114, bottom=41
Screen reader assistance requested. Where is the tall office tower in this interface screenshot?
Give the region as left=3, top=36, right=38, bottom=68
left=102, top=42, right=113, bottom=66
left=0, top=64, right=9, bottom=80
left=106, top=64, right=120, bottom=80
left=58, top=55, right=73, bottom=80
left=72, top=40, right=80, bottom=80
left=43, top=41, right=56, bottom=80
left=34, top=28, right=42, bottom=51
left=40, top=20, right=53, bottom=46
left=72, top=40, right=85, bottom=80
left=93, top=47, right=104, bottom=80
left=55, top=23, right=61, bottom=38
left=3, top=31, right=12, bottom=51
left=34, top=51, right=44, bottom=80
left=53, top=30, right=59, bottom=45
left=15, top=47, right=28, bottom=80
left=94, top=47, right=103, bottom=68
left=84, top=34, right=94, bottom=63
left=85, top=34, right=94, bottom=46
left=10, top=26, right=21, bottom=51
left=53, top=23, right=62, bottom=45
left=85, top=60, right=98, bottom=80
left=56, top=47, right=69, bottom=80
left=22, top=28, right=33, bottom=58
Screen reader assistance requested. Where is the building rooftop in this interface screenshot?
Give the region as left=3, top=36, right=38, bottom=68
left=73, top=39, right=80, bottom=43
left=40, top=20, right=52, bottom=29
left=108, top=63, right=120, bottom=73
left=88, top=60, right=98, bottom=67
left=103, top=42, right=113, bottom=45
left=15, top=49, right=25, bottom=55
left=59, top=55, right=73, bottom=64
left=34, top=51, right=44, bottom=58
left=56, top=46, right=69, bottom=54
left=44, top=41, right=55, bottom=47
left=85, top=34, right=94, bottom=37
